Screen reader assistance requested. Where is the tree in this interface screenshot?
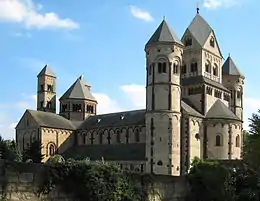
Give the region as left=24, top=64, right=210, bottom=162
left=244, top=110, right=260, bottom=172
left=187, top=157, right=235, bottom=201
left=47, top=154, right=65, bottom=164
left=23, top=139, right=44, bottom=163
left=0, top=136, right=22, bottom=162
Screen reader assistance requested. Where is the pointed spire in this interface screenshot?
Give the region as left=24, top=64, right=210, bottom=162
left=222, top=56, right=244, bottom=78
left=60, top=77, right=96, bottom=101
left=37, top=64, right=56, bottom=78
left=145, top=19, right=183, bottom=47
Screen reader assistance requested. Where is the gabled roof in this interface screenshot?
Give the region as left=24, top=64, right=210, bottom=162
left=37, top=65, right=56, bottom=78
left=222, top=56, right=244, bottom=78
left=60, top=76, right=96, bottom=101
left=26, top=110, right=76, bottom=130
left=146, top=19, right=183, bottom=47
left=185, top=14, right=223, bottom=57
left=206, top=99, right=240, bottom=120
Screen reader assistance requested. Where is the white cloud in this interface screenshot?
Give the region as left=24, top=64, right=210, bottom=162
left=203, top=0, right=239, bottom=9
left=120, top=84, right=146, bottom=109
left=0, top=0, right=79, bottom=29
left=93, top=93, right=124, bottom=114
left=129, top=6, right=153, bottom=22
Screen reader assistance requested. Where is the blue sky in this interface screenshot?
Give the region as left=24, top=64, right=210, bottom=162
left=0, top=0, right=258, bottom=139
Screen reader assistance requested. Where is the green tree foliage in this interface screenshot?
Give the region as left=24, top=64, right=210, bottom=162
left=46, top=154, right=65, bottom=164
left=23, top=139, right=44, bottom=163
left=40, top=159, right=152, bottom=201
left=244, top=110, right=260, bottom=172
left=0, top=136, right=22, bottom=162
left=187, top=157, right=235, bottom=201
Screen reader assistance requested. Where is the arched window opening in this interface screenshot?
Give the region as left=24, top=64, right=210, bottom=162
left=216, top=135, right=221, bottom=146
left=107, top=132, right=111, bottom=145
left=210, top=37, right=215, bottom=47
left=205, top=61, right=211, bottom=73
left=213, top=64, right=218, bottom=76
left=73, top=104, right=82, bottom=112
left=135, top=129, right=140, bottom=143
left=116, top=130, right=121, bottom=143
left=99, top=132, right=103, bottom=144
left=185, top=37, right=192, bottom=46
left=49, top=144, right=55, bottom=156
left=162, top=62, right=167, bottom=73
left=236, top=135, right=240, bottom=147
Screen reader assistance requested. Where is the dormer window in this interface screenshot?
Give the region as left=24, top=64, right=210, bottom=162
left=210, top=37, right=215, bottom=48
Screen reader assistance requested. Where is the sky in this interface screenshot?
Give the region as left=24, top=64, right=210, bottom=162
left=0, top=0, right=259, bottom=139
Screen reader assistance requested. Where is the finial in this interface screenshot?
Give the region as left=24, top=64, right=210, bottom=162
left=163, top=15, right=166, bottom=21
left=228, top=53, right=231, bottom=57
left=196, top=2, right=200, bottom=14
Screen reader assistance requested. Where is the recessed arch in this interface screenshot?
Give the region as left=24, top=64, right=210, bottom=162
left=46, top=142, right=56, bottom=157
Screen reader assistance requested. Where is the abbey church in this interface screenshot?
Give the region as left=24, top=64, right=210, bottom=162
left=15, top=11, right=245, bottom=176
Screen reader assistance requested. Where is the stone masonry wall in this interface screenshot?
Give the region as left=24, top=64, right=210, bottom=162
left=0, top=160, right=187, bottom=201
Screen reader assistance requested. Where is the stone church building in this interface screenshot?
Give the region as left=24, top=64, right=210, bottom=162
left=16, top=12, right=245, bottom=176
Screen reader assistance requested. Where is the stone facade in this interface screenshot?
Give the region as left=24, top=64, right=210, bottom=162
left=16, top=12, right=245, bottom=176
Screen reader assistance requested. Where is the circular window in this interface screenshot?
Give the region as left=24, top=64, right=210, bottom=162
left=195, top=133, right=200, bottom=140
left=157, top=161, right=163, bottom=166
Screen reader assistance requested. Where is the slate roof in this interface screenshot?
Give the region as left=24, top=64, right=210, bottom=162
left=181, top=75, right=229, bottom=92
left=63, top=143, right=146, bottom=161
left=181, top=99, right=203, bottom=118
left=184, top=14, right=223, bottom=57
left=60, top=76, right=96, bottom=101
left=27, top=110, right=76, bottom=130
left=222, top=56, right=244, bottom=78
left=146, top=19, right=183, bottom=47
left=79, top=110, right=146, bottom=130
left=206, top=100, right=240, bottom=120
left=37, top=65, right=56, bottom=78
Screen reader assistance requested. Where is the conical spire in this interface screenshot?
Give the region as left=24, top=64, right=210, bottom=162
left=37, top=65, right=56, bottom=78
left=222, top=56, right=244, bottom=78
left=145, top=19, right=183, bottom=47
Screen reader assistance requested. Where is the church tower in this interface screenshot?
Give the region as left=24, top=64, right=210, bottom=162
left=59, top=76, right=97, bottom=121
left=37, top=65, right=56, bottom=113
left=222, top=56, right=245, bottom=120
left=145, top=19, right=184, bottom=176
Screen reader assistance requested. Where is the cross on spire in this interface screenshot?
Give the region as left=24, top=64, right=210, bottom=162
left=196, top=2, right=200, bottom=14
